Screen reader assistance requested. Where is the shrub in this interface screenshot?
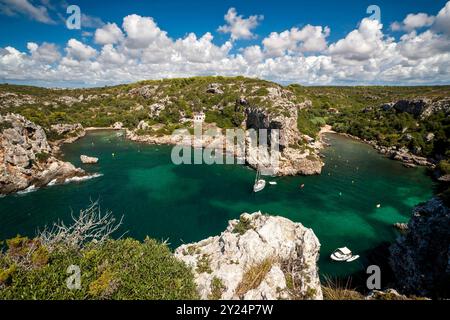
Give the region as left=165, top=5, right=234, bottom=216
left=438, top=160, right=450, bottom=175
left=233, top=216, right=253, bottom=235
left=208, top=277, right=226, bottom=300
left=35, top=152, right=51, bottom=163
left=0, top=121, right=13, bottom=132
left=196, top=254, right=212, bottom=274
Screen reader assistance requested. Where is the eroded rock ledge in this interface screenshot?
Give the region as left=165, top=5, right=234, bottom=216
left=0, top=114, right=89, bottom=195
left=175, top=212, right=322, bottom=300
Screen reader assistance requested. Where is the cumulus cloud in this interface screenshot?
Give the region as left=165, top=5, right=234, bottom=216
left=0, top=0, right=55, bottom=24
left=122, top=14, right=170, bottom=49
left=263, top=25, right=330, bottom=57
left=434, top=1, right=450, bottom=36
left=65, top=39, right=97, bottom=61
left=27, top=41, right=60, bottom=63
left=218, top=8, right=263, bottom=41
left=95, top=23, right=124, bottom=45
left=1, top=3, right=450, bottom=86
left=329, top=18, right=389, bottom=61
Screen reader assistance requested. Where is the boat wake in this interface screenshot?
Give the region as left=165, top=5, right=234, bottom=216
left=64, top=173, right=103, bottom=184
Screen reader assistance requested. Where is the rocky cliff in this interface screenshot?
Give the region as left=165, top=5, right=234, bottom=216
left=0, top=114, right=87, bottom=194
left=388, top=98, right=450, bottom=119
left=175, top=212, right=322, bottom=300
left=127, top=82, right=324, bottom=176
left=389, top=198, right=450, bottom=298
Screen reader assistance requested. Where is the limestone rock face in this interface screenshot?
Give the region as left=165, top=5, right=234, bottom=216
left=175, top=212, right=322, bottom=300
left=389, top=198, right=450, bottom=298
left=137, top=120, right=150, bottom=131
left=245, top=102, right=324, bottom=176
left=0, top=114, right=87, bottom=194
left=128, top=85, right=157, bottom=99
left=206, top=83, right=224, bottom=95
left=390, top=98, right=450, bottom=119
left=80, top=155, right=99, bottom=164
left=51, top=123, right=83, bottom=136
left=50, top=123, right=85, bottom=144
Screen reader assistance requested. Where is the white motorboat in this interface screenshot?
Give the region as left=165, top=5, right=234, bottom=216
left=330, top=247, right=356, bottom=262
left=269, top=181, right=277, bottom=185
left=253, top=168, right=266, bottom=193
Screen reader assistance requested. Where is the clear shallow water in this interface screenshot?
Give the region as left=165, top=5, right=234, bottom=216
left=0, top=131, right=434, bottom=277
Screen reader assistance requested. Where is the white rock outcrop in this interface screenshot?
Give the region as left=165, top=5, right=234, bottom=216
left=80, top=155, right=99, bottom=164
left=112, top=122, right=123, bottom=130
left=175, top=212, right=322, bottom=300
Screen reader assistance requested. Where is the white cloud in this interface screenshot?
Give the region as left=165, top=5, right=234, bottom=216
left=65, top=39, right=97, bottom=61
left=242, top=45, right=264, bottom=63
left=27, top=41, right=60, bottom=63
left=1, top=3, right=450, bottom=86
left=0, top=0, right=55, bottom=24
left=329, top=18, right=389, bottom=61
left=434, top=1, right=450, bottom=36
left=218, top=8, right=263, bottom=41
left=391, top=13, right=435, bottom=32
left=122, top=14, right=170, bottom=49
left=98, top=44, right=126, bottom=65
left=95, top=23, right=124, bottom=45
left=263, top=25, right=330, bottom=57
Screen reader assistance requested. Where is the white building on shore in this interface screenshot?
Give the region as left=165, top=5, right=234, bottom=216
left=193, top=111, right=206, bottom=123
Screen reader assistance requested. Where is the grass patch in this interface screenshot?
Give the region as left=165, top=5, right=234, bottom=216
left=235, top=258, right=273, bottom=297
left=321, top=276, right=364, bottom=300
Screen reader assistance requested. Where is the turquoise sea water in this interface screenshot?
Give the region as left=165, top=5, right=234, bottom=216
left=0, top=131, right=435, bottom=277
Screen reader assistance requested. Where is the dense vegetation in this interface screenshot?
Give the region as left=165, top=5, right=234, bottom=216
left=0, top=236, right=198, bottom=300
left=0, top=76, right=280, bottom=131
left=0, top=201, right=198, bottom=300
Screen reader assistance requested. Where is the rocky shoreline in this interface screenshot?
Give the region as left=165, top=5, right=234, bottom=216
left=0, top=114, right=97, bottom=195
left=338, top=132, right=434, bottom=168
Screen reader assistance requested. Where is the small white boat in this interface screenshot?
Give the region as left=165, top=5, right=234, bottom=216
left=330, top=247, right=359, bottom=262
left=253, top=168, right=266, bottom=193
left=269, top=181, right=277, bottom=185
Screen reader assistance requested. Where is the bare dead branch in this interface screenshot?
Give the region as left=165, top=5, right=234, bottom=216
left=37, top=201, right=125, bottom=251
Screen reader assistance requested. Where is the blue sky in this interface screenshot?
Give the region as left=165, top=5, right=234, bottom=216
left=0, top=0, right=449, bottom=87
left=1, top=0, right=447, bottom=51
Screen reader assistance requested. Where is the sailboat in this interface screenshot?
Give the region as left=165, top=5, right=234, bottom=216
left=253, top=168, right=266, bottom=193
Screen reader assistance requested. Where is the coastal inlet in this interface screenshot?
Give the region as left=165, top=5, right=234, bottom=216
left=0, top=130, right=434, bottom=278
